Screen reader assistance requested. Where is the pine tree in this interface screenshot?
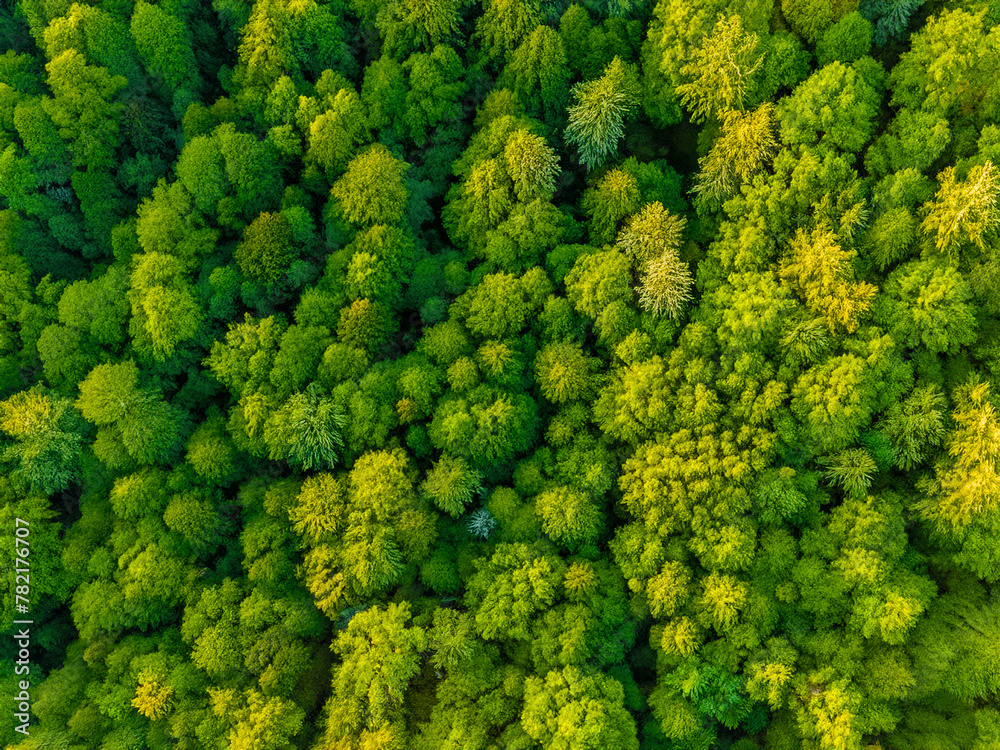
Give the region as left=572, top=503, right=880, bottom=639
left=881, top=384, right=947, bottom=470
left=821, top=449, right=877, bottom=495
left=780, top=225, right=877, bottom=334
left=638, top=251, right=694, bottom=319
left=616, top=202, right=685, bottom=264
left=564, top=57, right=640, bottom=170
left=917, top=378, right=1000, bottom=531
left=675, top=15, right=763, bottom=122
left=921, top=162, right=1000, bottom=257
left=694, top=104, right=778, bottom=203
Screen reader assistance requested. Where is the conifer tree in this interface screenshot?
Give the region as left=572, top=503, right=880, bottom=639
left=637, top=251, right=694, bottom=319
left=917, top=378, right=1000, bottom=531
left=675, top=15, right=763, bottom=122
left=694, top=104, right=778, bottom=203
left=921, top=162, right=1000, bottom=257
left=565, top=57, right=640, bottom=170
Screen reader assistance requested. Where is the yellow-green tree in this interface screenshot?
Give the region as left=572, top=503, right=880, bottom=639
left=675, top=15, right=763, bottom=122
left=921, top=162, right=1000, bottom=258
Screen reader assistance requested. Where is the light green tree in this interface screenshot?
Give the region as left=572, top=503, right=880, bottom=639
left=565, top=57, right=640, bottom=170
left=638, top=251, right=694, bottom=319
left=694, top=103, right=779, bottom=203
left=521, top=666, right=639, bottom=750
left=330, top=144, right=409, bottom=226
left=921, top=162, right=1000, bottom=257
left=323, top=602, right=427, bottom=743
left=0, top=389, right=85, bottom=495
left=676, top=15, right=763, bottom=122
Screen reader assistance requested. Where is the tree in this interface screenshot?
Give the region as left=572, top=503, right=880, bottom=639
left=504, top=129, right=559, bottom=202
left=228, top=690, right=304, bottom=750
left=777, top=60, right=884, bottom=154
left=465, top=542, right=565, bottom=640
left=336, top=298, right=395, bottom=352
left=288, top=472, right=348, bottom=546
left=330, top=144, right=409, bottom=226
left=217, top=123, right=284, bottom=223
left=42, top=3, right=143, bottom=81
left=421, top=454, right=482, bottom=517
left=13, top=97, right=71, bottom=182
left=0, top=495, right=74, bottom=631
left=206, top=314, right=286, bottom=396
left=130, top=1, right=200, bottom=94
left=186, top=413, right=237, bottom=484
left=402, top=45, right=466, bottom=145
left=616, top=201, right=684, bottom=264
left=174, top=132, right=227, bottom=216
left=269, top=325, right=333, bottom=399
left=863, top=0, right=925, bottom=46
left=236, top=212, right=295, bottom=284
left=580, top=168, right=641, bottom=245
left=299, top=449, right=435, bottom=614
left=370, top=0, right=464, bottom=58
left=70, top=169, right=124, bottom=255
left=694, top=104, right=779, bottom=203
left=889, top=8, right=1000, bottom=125
left=136, top=178, right=219, bottom=259
left=501, top=25, right=571, bottom=123
left=639, top=0, right=768, bottom=128
left=263, top=385, right=346, bottom=470
left=916, top=378, right=1000, bottom=532
left=419, top=319, right=474, bottom=365
left=42, top=49, right=126, bottom=169
left=875, top=258, right=978, bottom=354
left=0, top=389, right=85, bottom=495
left=304, top=85, right=370, bottom=178
left=428, top=388, right=539, bottom=472
left=534, top=341, right=595, bottom=403
left=361, top=56, right=407, bottom=134
left=676, top=15, right=763, bottom=122
left=865, top=108, right=950, bottom=178
left=565, top=56, right=640, bottom=170
left=521, top=666, right=639, bottom=750
left=475, top=0, right=543, bottom=61
left=231, top=0, right=296, bottom=107
left=343, top=224, right=416, bottom=307
left=780, top=225, right=877, bottom=334
left=564, top=248, right=636, bottom=341
left=323, top=602, right=427, bottom=743
left=464, top=272, right=537, bottom=339
left=920, top=162, right=1000, bottom=258
left=75, top=360, right=181, bottom=466
left=880, top=384, right=947, bottom=471
left=536, top=485, right=603, bottom=547
left=821, top=449, right=877, bottom=495
left=127, top=252, right=204, bottom=360
left=791, top=354, right=874, bottom=453
left=638, top=251, right=694, bottom=319
left=817, top=12, right=873, bottom=65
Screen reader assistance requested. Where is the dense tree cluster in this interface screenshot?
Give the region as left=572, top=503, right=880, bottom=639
left=2, top=0, right=1000, bottom=748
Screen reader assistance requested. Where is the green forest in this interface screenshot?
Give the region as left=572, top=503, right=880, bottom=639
left=2, top=0, right=1000, bottom=747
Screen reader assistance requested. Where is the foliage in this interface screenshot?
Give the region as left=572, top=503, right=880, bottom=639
left=2, top=4, right=999, bottom=750
left=565, top=56, right=640, bottom=170
left=676, top=14, right=764, bottom=122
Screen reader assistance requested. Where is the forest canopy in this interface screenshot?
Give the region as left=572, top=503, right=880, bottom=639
left=2, top=0, right=1000, bottom=749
